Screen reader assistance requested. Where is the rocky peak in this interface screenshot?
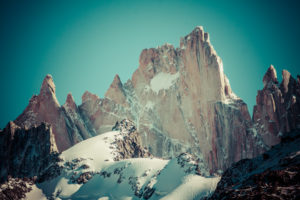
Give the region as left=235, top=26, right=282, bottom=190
left=281, top=69, right=291, bottom=94
left=180, top=26, right=214, bottom=54
left=14, top=75, right=78, bottom=151
left=263, top=65, right=278, bottom=87
left=180, top=26, right=205, bottom=46
left=111, top=74, right=123, bottom=89
left=40, top=74, right=56, bottom=96
left=64, top=93, right=77, bottom=110
left=38, top=74, right=60, bottom=108
left=105, top=75, right=127, bottom=106
left=138, top=48, right=160, bottom=69
left=82, top=91, right=100, bottom=104
left=253, top=66, right=300, bottom=147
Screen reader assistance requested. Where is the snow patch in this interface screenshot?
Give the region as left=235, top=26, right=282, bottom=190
left=150, top=72, right=179, bottom=94
left=25, top=185, right=47, bottom=200
left=145, top=101, right=155, bottom=110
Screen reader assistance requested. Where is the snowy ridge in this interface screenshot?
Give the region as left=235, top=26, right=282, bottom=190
left=38, top=130, right=219, bottom=200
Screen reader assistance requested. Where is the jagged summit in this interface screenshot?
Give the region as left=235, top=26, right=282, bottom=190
left=253, top=65, right=300, bottom=147
left=281, top=69, right=292, bottom=93
left=40, top=74, right=56, bottom=95
left=14, top=76, right=96, bottom=151
left=112, top=74, right=122, bottom=87
left=263, top=65, right=278, bottom=86
left=82, top=90, right=100, bottom=104
left=105, top=74, right=128, bottom=106
left=106, top=74, right=124, bottom=95
left=64, top=93, right=77, bottom=110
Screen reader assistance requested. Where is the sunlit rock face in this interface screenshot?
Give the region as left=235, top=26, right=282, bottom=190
left=14, top=75, right=95, bottom=152
left=81, top=27, right=265, bottom=173
left=253, top=66, right=300, bottom=147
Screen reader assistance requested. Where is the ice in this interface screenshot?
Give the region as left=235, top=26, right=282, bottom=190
left=150, top=72, right=180, bottom=94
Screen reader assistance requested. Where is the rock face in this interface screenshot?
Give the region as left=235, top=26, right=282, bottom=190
left=253, top=65, right=300, bottom=147
left=209, top=129, right=300, bottom=200
left=0, top=177, right=35, bottom=200
left=79, top=27, right=265, bottom=172
left=112, top=119, right=151, bottom=160
left=14, top=75, right=95, bottom=151
left=0, top=121, right=59, bottom=183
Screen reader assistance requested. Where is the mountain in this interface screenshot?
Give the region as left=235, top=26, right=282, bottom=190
left=1, top=26, right=299, bottom=199
left=253, top=65, right=300, bottom=147
left=209, top=129, right=300, bottom=199
left=0, top=119, right=220, bottom=199
left=0, top=122, right=60, bottom=199
left=14, top=75, right=96, bottom=151
left=78, top=26, right=265, bottom=173
left=37, top=120, right=219, bottom=199
left=9, top=26, right=267, bottom=173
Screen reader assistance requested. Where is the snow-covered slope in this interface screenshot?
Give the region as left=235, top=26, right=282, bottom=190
left=38, top=127, right=219, bottom=200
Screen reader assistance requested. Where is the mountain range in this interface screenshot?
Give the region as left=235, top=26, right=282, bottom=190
left=0, top=26, right=299, bottom=199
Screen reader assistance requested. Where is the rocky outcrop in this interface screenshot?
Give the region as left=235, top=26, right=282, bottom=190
left=14, top=75, right=95, bottom=151
left=0, top=177, right=35, bottom=200
left=209, top=129, right=300, bottom=200
left=253, top=66, right=300, bottom=147
left=112, top=119, right=151, bottom=160
left=0, top=122, right=60, bottom=183
left=80, top=27, right=265, bottom=172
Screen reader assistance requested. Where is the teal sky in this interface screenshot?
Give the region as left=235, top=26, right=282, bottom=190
left=0, top=0, right=299, bottom=128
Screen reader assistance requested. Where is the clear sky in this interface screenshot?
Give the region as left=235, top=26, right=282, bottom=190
left=0, top=0, right=299, bottom=128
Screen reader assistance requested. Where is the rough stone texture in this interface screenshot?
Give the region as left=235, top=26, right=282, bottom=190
left=0, top=177, right=34, bottom=200
left=74, top=172, right=93, bottom=184
left=14, top=75, right=95, bottom=152
left=112, top=119, right=151, bottom=160
left=0, top=122, right=60, bottom=183
left=62, top=93, right=96, bottom=145
left=79, top=27, right=265, bottom=172
left=253, top=66, right=300, bottom=147
left=105, top=74, right=128, bottom=107
left=209, top=129, right=300, bottom=200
